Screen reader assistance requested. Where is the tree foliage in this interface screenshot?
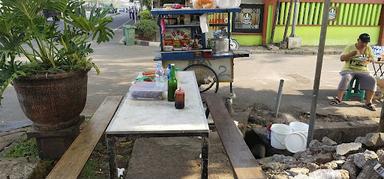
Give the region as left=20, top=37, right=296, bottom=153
left=0, top=0, right=114, bottom=103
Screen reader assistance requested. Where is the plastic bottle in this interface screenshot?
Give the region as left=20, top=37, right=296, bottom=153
left=155, top=62, right=164, bottom=82
left=166, top=64, right=171, bottom=80
left=155, top=62, right=165, bottom=88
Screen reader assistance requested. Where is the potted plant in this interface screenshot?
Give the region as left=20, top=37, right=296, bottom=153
left=0, top=0, right=113, bottom=158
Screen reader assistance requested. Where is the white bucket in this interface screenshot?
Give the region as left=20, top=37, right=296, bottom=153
left=289, top=121, right=309, bottom=133
left=270, top=124, right=291, bottom=149
left=285, top=122, right=309, bottom=153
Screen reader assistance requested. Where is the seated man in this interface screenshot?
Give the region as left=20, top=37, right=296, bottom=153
left=330, top=33, right=377, bottom=111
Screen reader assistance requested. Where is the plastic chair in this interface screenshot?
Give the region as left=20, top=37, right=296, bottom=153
left=343, top=77, right=365, bottom=102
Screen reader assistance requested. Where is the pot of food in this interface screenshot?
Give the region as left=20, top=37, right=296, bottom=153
left=214, top=37, right=229, bottom=53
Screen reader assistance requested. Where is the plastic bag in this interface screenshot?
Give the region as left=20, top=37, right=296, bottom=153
left=216, top=0, right=240, bottom=8
left=192, top=0, right=216, bottom=9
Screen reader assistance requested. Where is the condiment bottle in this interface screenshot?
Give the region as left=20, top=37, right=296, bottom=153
left=167, top=64, right=177, bottom=101
left=175, top=88, right=185, bottom=109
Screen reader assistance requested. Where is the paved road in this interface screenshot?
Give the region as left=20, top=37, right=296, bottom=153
left=1, top=46, right=382, bottom=131
left=107, top=13, right=132, bottom=30
left=53, top=13, right=132, bottom=32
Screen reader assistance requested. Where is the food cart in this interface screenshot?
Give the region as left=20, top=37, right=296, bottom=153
left=151, top=6, right=249, bottom=94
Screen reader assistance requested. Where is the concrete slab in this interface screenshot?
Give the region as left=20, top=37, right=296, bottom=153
left=126, top=132, right=233, bottom=179
left=222, top=53, right=381, bottom=119
left=0, top=129, right=27, bottom=151
left=0, top=158, right=38, bottom=179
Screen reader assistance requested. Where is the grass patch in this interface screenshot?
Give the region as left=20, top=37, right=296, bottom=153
left=81, top=159, right=99, bottom=178
left=3, top=138, right=38, bottom=158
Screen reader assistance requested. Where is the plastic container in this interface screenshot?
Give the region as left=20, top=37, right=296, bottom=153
left=216, top=0, right=240, bottom=8
left=123, top=25, right=136, bottom=46
left=129, top=82, right=165, bottom=100
left=285, top=132, right=307, bottom=153
left=285, top=122, right=309, bottom=153
left=270, top=124, right=291, bottom=149
left=163, top=46, right=173, bottom=52
left=289, top=121, right=309, bottom=140
left=289, top=121, right=309, bottom=132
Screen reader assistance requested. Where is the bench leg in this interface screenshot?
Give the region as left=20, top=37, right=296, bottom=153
left=106, top=136, right=118, bottom=179
left=205, top=108, right=210, bottom=119
left=201, top=137, right=209, bottom=179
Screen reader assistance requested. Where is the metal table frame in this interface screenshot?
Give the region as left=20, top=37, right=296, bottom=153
left=372, top=61, right=384, bottom=77
left=105, top=71, right=210, bottom=179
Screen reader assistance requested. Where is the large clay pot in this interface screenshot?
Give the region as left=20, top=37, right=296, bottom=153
left=13, top=71, right=88, bottom=131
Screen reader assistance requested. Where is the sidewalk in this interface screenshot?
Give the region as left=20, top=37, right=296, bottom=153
left=0, top=43, right=382, bottom=178
left=242, top=45, right=344, bottom=55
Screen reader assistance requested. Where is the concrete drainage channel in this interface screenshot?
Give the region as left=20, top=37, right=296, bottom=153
left=242, top=110, right=383, bottom=179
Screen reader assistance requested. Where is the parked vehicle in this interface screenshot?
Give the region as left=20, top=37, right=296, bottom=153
left=43, top=9, right=59, bottom=21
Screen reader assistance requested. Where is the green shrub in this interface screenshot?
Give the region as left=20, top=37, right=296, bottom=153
left=139, top=10, right=152, bottom=20
left=143, top=0, right=153, bottom=10
left=3, top=138, right=38, bottom=158
left=136, top=19, right=158, bottom=41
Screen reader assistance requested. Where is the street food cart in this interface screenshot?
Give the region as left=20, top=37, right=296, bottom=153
left=151, top=7, right=249, bottom=94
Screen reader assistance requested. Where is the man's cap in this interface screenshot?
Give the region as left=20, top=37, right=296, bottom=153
left=359, top=33, right=370, bottom=43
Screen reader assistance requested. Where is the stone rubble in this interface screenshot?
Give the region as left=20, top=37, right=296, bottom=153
left=322, top=137, right=338, bottom=146
left=336, top=143, right=362, bottom=156
left=341, top=160, right=358, bottom=179
left=355, top=132, right=384, bottom=148
left=353, top=150, right=378, bottom=168
left=258, top=134, right=384, bottom=179
left=287, top=167, right=310, bottom=176
left=377, top=149, right=384, bottom=163
left=356, top=159, right=381, bottom=179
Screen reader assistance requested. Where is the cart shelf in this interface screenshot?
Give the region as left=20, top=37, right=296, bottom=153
left=151, top=8, right=240, bottom=15
left=165, top=24, right=200, bottom=28
left=163, top=23, right=230, bottom=28
left=209, top=24, right=228, bottom=26
left=151, top=7, right=249, bottom=92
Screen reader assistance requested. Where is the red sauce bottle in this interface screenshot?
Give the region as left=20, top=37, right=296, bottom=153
left=175, top=88, right=185, bottom=109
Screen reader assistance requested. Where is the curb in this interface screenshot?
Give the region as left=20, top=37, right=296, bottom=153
left=135, top=39, right=160, bottom=47
left=132, top=39, right=343, bottom=55
left=249, top=49, right=343, bottom=55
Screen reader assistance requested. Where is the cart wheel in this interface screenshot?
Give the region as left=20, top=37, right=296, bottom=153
left=184, top=64, right=219, bottom=93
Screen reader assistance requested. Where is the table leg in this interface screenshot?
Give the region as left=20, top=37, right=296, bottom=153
left=106, top=135, right=117, bottom=179
left=379, top=64, right=384, bottom=77
left=205, top=108, right=210, bottom=119
left=201, top=137, right=209, bottom=179
left=373, top=62, right=378, bottom=76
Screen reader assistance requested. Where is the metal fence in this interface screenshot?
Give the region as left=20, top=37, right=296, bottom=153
left=277, top=1, right=383, bottom=26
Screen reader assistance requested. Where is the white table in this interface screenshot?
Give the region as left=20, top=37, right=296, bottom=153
left=105, top=71, right=209, bottom=178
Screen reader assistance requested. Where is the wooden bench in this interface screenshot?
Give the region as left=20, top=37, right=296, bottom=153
left=47, top=96, right=122, bottom=179
left=203, top=94, right=266, bottom=179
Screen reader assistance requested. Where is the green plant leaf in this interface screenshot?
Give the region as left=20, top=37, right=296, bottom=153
left=0, top=0, right=114, bottom=102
